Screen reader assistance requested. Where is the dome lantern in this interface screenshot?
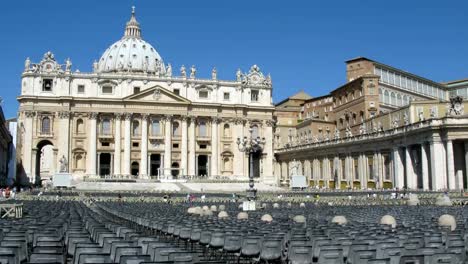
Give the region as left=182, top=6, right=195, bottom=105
left=124, top=6, right=141, bottom=39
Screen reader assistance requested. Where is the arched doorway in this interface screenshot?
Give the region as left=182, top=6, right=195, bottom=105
left=131, top=161, right=139, bottom=177
left=35, top=140, right=54, bottom=185
left=171, top=162, right=179, bottom=178
left=197, top=155, right=208, bottom=177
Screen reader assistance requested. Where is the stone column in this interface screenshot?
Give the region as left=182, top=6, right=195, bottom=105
left=188, top=117, right=196, bottom=177
left=405, top=146, right=416, bottom=189
left=465, top=141, right=468, bottom=190
left=392, top=147, right=404, bottom=189
left=421, top=143, right=429, bottom=190
left=164, top=115, right=172, bottom=178
left=181, top=116, right=188, bottom=176
left=446, top=140, right=456, bottom=190
left=57, top=111, right=71, bottom=173
left=97, top=153, right=101, bottom=176
left=140, top=114, right=149, bottom=178
left=123, top=113, right=132, bottom=175
left=87, top=113, right=98, bottom=176
left=23, top=111, right=35, bottom=182
left=430, top=140, right=447, bottom=190
left=233, top=119, right=245, bottom=177
left=263, top=120, right=275, bottom=183
left=113, top=114, right=122, bottom=175
left=210, top=117, right=220, bottom=178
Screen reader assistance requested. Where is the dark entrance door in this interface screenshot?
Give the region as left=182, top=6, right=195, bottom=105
left=99, top=153, right=111, bottom=176
left=150, top=154, right=161, bottom=176
left=131, top=162, right=139, bottom=176
left=197, top=155, right=208, bottom=177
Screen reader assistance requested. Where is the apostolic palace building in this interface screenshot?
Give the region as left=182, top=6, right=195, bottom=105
left=14, top=8, right=468, bottom=191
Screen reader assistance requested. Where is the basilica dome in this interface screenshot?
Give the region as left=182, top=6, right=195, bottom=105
left=96, top=7, right=165, bottom=74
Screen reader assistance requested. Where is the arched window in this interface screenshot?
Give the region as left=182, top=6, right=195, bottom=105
left=397, top=94, right=402, bottom=106
left=403, top=95, right=409, bottom=105
left=223, top=124, right=230, bottom=138
left=199, top=121, right=207, bottom=137
left=390, top=92, right=396, bottom=105
left=251, top=125, right=259, bottom=139
left=383, top=90, right=390, bottom=105
left=151, top=119, right=160, bottom=136
left=101, top=118, right=111, bottom=135
left=41, top=117, right=50, bottom=134
left=172, top=122, right=180, bottom=136
left=76, top=119, right=84, bottom=133
left=132, top=120, right=140, bottom=136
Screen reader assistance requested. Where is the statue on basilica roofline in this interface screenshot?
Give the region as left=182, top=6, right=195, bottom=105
left=236, top=68, right=242, bottom=82
left=166, top=63, right=172, bottom=77
left=212, top=67, right=217, bottom=80
left=190, top=65, right=196, bottom=79
left=24, top=57, right=31, bottom=72
left=93, top=60, right=98, bottom=73
left=65, top=58, right=72, bottom=72
left=180, top=65, right=186, bottom=77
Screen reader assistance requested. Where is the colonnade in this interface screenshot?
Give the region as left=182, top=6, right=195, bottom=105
left=278, top=140, right=468, bottom=190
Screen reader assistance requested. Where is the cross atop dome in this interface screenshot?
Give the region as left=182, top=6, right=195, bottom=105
left=124, top=6, right=141, bottom=39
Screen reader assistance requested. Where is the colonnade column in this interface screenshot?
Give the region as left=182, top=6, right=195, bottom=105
left=392, top=147, right=404, bottom=189
left=465, top=141, right=468, bottom=189
left=405, top=147, right=415, bottom=189
left=164, top=115, right=172, bottom=178
left=430, top=140, right=446, bottom=190
left=113, top=114, right=122, bottom=175
left=123, top=113, right=132, bottom=175
left=87, top=112, right=98, bottom=176
left=210, top=117, right=219, bottom=177
left=446, top=140, right=456, bottom=189
left=188, top=117, right=196, bottom=177
left=263, top=120, right=274, bottom=183
left=421, top=143, right=429, bottom=190
left=181, top=116, right=188, bottom=176
left=140, top=114, right=149, bottom=178
left=22, top=111, right=35, bottom=182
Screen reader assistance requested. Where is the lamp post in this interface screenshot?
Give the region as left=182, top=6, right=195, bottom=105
left=237, top=128, right=266, bottom=201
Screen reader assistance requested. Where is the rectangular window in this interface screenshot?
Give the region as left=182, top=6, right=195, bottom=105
left=199, top=90, right=208, bottom=99
left=200, top=144, right=207, bottom=149
left=132, top=142, right=139, bottom=147
left=101, top=142, right=110, bottom=147
left=102, top=86, right=113, bottom=94
left=133, top=87, right=140, bottom=94
left=151, top=120, right=160, bottom=136
left=77, top=85, right=85, bottom=94
left=42, top=79, right=53, bottom=92
left=174, top=89, right=180, bottom=95
left=172, top=143, right=179, bottom=149
left=251, top=90, right=259, bottom=102
left=223, top=92, right=230, bottom=100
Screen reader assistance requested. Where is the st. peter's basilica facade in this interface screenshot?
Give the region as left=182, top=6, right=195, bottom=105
left=17, top=8, right=275, bottom=185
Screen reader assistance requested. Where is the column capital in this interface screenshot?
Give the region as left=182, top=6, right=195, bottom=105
left=211, top=116, right=222, bottom=124
left=114, top=113, right=123, bottom=120
left=89, top=112, right=99, bottom=120
left=265, top=119, right=275, bottom=127
left=124, top=112, right=133, bottom=120
left=163, top=114, right=173, bottom=122
left=141, top=113, right=150, bottom=121
left=57, top=111, right=71, bottom=119
left=24, top=111, right=36, bottom=118
left=180, top=115, right=189, bottom=122
left=234, top=117, right=246, bottom=125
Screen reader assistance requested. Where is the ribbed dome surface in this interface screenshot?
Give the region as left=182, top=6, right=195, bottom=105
left=96, top=7, right=165, bottom=74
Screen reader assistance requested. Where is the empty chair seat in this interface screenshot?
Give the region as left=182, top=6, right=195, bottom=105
left=77, top=253, right=112, bottom=264
left=317, top=248, right=343, bottom=264
left=29, top=253, right=65, bottom=264
left=119, top=254, right=152, bottom=264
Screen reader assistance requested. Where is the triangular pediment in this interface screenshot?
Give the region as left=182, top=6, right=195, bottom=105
left=123, top=86, right=191, bottom=104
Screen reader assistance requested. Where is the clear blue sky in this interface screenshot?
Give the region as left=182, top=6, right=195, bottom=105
left=1, top=0, right=467, bottom=119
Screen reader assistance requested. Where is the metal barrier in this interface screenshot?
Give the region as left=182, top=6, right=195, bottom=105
left=0, top=203, right=23, bottom=218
